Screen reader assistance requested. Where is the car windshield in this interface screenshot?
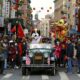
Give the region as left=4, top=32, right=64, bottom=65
left=41, top=37, right=51, bottom=43
left=29, top=48, right=52, bottom=53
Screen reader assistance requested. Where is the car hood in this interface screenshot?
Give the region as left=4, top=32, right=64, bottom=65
left=29, top=43, right=52, bottom=49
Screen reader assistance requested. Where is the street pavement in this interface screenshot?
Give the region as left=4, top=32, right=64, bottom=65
left=0, top=68, right=80, bottom=80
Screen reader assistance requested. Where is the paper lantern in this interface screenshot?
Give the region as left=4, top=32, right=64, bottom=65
left=47, top=10, right=49, bottom=12
left=41, top=7, right=44, bottom=10
left=33, top=8, right=36, bottom=10
left=49, top=7, right=52, bottom=9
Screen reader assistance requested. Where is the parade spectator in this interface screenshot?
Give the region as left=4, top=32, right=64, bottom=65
left=3, top=39, right=8, bottom=69
left=14, top=42, right=20, bottom=69
left=8, top=40, right=16, bottom=68
left=54, top=41, right=61, bottom=67
left=0, top=41, right=5, bottom=74
left=61, top=42, right=67, bottom=67
left=66, top=40, right=74, bottom=73
left=75, top=39, right=80, bottom=74
left=22, top=37, right=28, bottom=56
left=54, top=38, right=60, bottom=45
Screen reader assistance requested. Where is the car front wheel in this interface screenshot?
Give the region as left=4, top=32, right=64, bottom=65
left=51, top=68, right=56, bottom=76
left=22, top=67, right=26, bottom=75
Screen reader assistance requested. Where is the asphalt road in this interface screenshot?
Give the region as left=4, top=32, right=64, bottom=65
left=0, top=68, right=80, bottom=80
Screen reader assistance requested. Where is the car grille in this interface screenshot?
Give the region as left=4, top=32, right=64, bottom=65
left=33, top=52, right=43, bottom=64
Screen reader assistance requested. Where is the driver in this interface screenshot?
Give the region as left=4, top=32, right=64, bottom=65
left=31, top=30, right=41, bottom=44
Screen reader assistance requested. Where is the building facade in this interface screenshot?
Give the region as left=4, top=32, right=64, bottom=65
left=54, top=0, right=64, bottom=21
left=2, top=0, right=10, bottom=18
left=38, top=18, right=50, bottom=37
left=54, top=0, right=76, bottom=27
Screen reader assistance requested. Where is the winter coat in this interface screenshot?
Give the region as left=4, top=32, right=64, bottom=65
left=22, top=42, right=28, bottom=56
left=0, top=43, right=4, bottom=53
left=61, top=43, right=67, bottom=58
left=66, top=43, right=74, bottom=58
left=76, top=44, right=80, bottom=59
left=0, top=43, right=5, bottom=60
left=8, top=46, right=16, bottom=61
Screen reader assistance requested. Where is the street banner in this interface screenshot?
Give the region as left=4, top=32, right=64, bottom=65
left=0, top=17, right=4, bottom=27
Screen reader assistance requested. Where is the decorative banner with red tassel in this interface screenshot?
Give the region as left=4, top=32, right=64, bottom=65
left=11, top=23, right=25, bottom=38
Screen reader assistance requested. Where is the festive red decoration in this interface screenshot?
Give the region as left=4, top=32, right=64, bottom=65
left=11, top=23, right=25, bottom=38
left=14, top=5, right=19, bottom=10
left=62, top=16, right=67, bottom=19
left=18, top=43, right=22, bottom=57
left=16, top=0, right=19, bottom=3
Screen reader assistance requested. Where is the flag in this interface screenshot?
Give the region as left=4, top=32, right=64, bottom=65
left=11, top=25, right=16, bottom=32
left=11, top=23, right=24, bottom=38
left=17, top=24, right=24, bottom=38
left=18, top=43, right=22, bottom=57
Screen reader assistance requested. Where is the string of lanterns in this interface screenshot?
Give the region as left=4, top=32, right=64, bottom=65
left=32, top=6, right=53, bottom=12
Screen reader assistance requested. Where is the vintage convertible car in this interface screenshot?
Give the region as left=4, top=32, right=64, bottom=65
left=22, top=37, right=56, bottom=75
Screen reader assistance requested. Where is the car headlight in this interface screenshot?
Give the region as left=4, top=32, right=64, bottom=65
left=51, top=57, right=55, bottom=61
left=22, top=56, right=26, bottom=61
left=46, top=46, right=50, bottom=49
left=29, top=53, right=33, bottom=57
left=44, top=53, right=48, bottom=58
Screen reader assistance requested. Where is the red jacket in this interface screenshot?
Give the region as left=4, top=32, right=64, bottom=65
left=8, top=46, right=16, bottom=60
left=54, top=45, right=61, bottom=58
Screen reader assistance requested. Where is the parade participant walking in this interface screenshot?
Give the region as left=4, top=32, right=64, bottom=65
left=22, top=37, right=28, bottom=56
left=54, top=41, right=61, bottom=67
left=2, top=41, right=8, bottom=69
left=66, top=40, right=74, bottom=73
left=14, top=42, right=20, bottom=69
left=75, top=39, right=80, bottom=74
left=61, top=42, right=67, bottom=67
left=8, top=40, right=16, bottom=68
left=0, top=41, right=5, bottom=74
